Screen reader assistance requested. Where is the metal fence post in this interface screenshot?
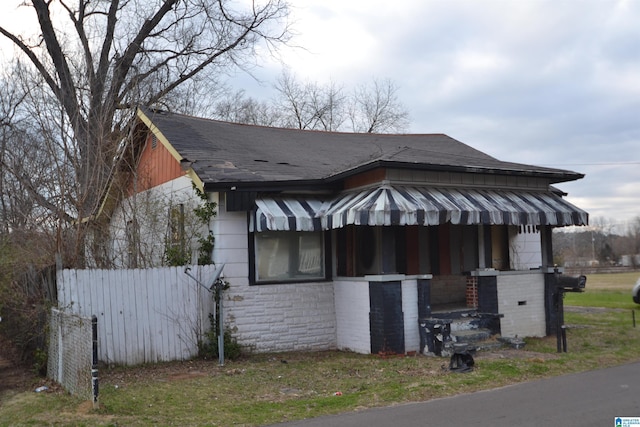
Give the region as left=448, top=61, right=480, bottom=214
left=92, top=315, right=99, bottom=408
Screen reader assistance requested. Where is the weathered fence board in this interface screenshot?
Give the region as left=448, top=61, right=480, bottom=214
left=57, top=265, right=218, bottom=365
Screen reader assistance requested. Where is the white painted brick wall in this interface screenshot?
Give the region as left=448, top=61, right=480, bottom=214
left=402, top=280, right=420, bottom=353
left=224, top=281, right=337, bottom=352
left=334, top=279, right=371, bottom=353
left=334, top=278, right=422, bottom=354
left=214, top=195, right=337, bottom=353
left=112, top=188, right=427, bottom=354
left=497, top=273, right=546, bottom=337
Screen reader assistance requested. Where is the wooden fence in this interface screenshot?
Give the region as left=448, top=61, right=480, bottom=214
left=57, top=265, right=218, bottom=365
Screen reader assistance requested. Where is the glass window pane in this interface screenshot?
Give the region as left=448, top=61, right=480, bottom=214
left=256, top=233, right=291, bottom=280
left=298, top=234, right=322, bottom=276
left=255, top=231, right=325, bottom=283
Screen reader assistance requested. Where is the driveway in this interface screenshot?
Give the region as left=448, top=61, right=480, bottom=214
left=271, top=361, right=640, bottom=427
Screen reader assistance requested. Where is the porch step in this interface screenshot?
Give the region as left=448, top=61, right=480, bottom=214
left=420, top=311, right=504, bottom=356
left=473, top=339, right=505, bottom=352
left=447, top=329, right=505, bottom=355
left=450, top=328, right=492, bottom=343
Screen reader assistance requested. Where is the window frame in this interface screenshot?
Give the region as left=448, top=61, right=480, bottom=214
left=248, top=229, right=332, bottom=285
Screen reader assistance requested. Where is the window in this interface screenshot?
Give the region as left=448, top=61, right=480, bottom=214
left=165, top=204, right=189, bottom=265
left=253, top=231, right=326, bottom=283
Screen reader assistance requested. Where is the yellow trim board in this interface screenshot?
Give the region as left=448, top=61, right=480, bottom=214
left=137, top=107, right=204, bottom=192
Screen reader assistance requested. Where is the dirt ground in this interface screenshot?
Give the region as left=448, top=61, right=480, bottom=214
left=0, top=337, right=39, bottom=399
left=0, top=345, right=554, bottom=402
left=0, top=357, right=34, bottom=394
left=0, top=305, right=602, bottom=400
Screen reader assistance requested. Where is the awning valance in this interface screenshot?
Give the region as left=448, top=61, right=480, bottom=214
left=320, top=186, right=588, bottom=228
left=249, top=185, right=588, bottom=232
left=250, top=197, right=324, bottom=232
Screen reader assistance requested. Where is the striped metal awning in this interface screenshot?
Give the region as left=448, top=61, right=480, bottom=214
left=249, top=185, right=588, bottom=232
left=250, top=197, right=324, bottom=232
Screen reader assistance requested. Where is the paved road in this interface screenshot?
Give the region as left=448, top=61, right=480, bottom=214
left=270, top=362, right=640, bottom=427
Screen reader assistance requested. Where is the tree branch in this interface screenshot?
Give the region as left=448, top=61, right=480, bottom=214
left=31, top=0, right=87, bottom=134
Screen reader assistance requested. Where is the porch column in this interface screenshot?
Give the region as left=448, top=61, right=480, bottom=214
left=472, top=270, right=499, bottom=314
left=368, top=275, right=404, bottom=355
left=478, top=224, right=492, bottom=269
left=539, top=225, right=553, bottom=268
left=544, top=266, right=562, bottom=336
left=472, top=269, right=502, bottom=335
left=381, top=227, right=397, bottom=273
left=417, top=277, right=432, bottom=318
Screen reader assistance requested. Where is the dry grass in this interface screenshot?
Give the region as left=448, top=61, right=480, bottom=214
left=565, top=271, right=639, bottom=310
left=581, top=271, right=638, bottom=291
left=1, top=271, right=639, bottom=426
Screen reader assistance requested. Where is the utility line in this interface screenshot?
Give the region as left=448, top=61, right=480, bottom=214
left=541, top=162, right=640, bottom=166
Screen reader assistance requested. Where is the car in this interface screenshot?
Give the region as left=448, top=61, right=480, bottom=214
left=633, top=278, right=640, bottom=304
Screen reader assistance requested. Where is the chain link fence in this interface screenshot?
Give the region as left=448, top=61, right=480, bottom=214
left=48, top=308, right=97, bottom=402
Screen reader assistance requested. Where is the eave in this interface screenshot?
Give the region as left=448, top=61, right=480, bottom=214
left=201, top=159, right=584, bottom=194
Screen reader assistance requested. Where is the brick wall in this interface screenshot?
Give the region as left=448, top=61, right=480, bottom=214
left=477, top=275, right=498, bottom=314
left=466, top=276, right=478, bottom=308
left=215, top=196, right=337, bottom=353
left=402, top=279, right=420, bottom=353
left=224, top=281, right=337, bottom=352
left=369, top=281, right=404, bottom=354
left=334, top=278, right=421, bottom=354
left=497, top=272, right=546, bottom=337
left=334, top=279, right=371, bottom=353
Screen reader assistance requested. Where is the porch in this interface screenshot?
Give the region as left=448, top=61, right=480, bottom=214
left=244, top=181, right=587, bottom=354
left=332, top=268, right=556, bottom=356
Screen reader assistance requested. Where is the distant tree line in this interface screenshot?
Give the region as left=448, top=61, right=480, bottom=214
left=553, top=216, right=640, bottom=268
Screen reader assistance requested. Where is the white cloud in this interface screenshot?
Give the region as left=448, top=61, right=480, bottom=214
left=2, top=0, right=638, bottom=223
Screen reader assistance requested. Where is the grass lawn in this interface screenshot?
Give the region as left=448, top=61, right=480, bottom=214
left=564, top=271, right=639, bottom=309
left=2, top=271, right=639, bottom=426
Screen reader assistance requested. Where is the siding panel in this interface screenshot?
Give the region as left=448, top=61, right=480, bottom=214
left=57, top=265, right=219, bottom=365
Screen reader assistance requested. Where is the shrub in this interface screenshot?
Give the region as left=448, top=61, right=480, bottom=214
left=198, top=313, right=242, bottom=361
left=0, top=263, right=52, bottom=375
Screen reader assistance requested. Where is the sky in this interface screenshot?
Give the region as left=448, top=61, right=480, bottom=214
left=1, top=0, right=639, bottom=231
left=243, top=0, right=640, bottom=230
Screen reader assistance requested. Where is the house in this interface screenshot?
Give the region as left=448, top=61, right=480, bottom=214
left=111, top=106, right=588, bottom=355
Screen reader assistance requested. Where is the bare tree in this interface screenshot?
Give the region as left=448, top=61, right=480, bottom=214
left=0, top=0, right=290, bottom=267
left=214, top=89, right=279, bottom=126
left=273, top=70, right=346, bottom=131
left=272, top=72, right=408, bottom=133
left=0, top=69, right=61, bottom=238
left=348, top=78, right=410, bottom=133
left=220, top=71, right=409, bottom=133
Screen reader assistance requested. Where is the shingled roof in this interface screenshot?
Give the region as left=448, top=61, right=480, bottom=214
left=138, top=107, right=584, bottom=191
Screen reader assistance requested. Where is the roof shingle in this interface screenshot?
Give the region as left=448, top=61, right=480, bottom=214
left=139, top=107, right=584, bottom=189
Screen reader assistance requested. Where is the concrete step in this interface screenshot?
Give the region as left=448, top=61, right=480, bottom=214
left=448, top=337, right=504, bottom=354
left=451, top=328, right=492, bottom=343
left=449, top=318, right=476, bottom=333
left=474, top=339, right=504, bottom=352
